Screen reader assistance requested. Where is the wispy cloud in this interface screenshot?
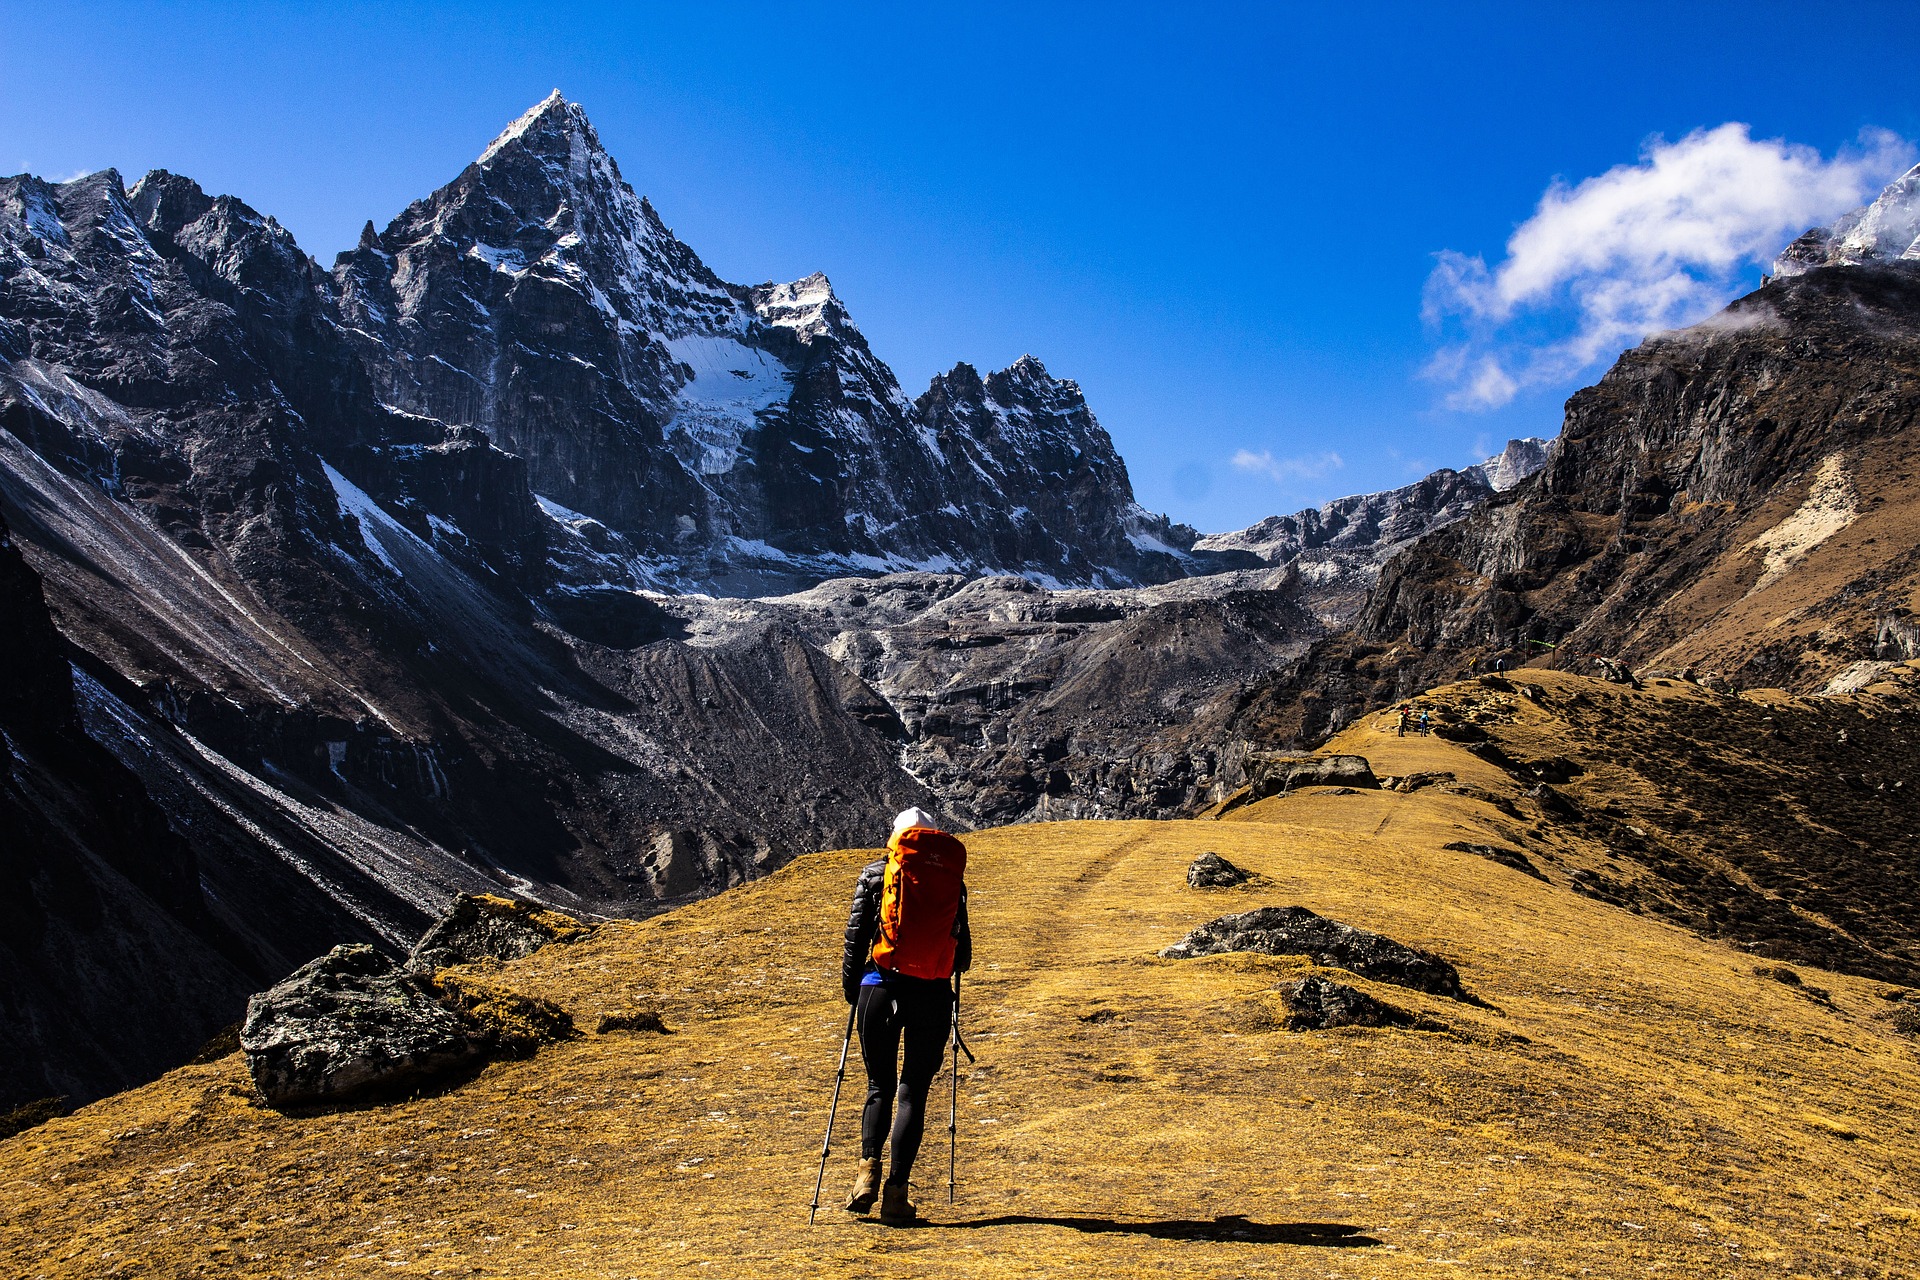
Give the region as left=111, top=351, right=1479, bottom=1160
left=1424, top=123, right=1914, bottom=410
left=1231, top=448, right=1344, bottom=484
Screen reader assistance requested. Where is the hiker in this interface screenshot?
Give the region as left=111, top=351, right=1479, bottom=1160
left=1396, top=706, right=1410, bottom=737
left=840, top=807, right=972, bottom=1225
left=1494, top=655, right=1507, bottom=674
left=1418, top=708, right=1430, bottom=736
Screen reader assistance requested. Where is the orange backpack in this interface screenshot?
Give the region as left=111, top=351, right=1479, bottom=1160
left=870, top=826, right=967, bottom=980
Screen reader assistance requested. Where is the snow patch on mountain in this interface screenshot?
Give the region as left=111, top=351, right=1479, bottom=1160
left=663, top=334, right=792, bottom=475
left=324, top=462, right=414, bottom=578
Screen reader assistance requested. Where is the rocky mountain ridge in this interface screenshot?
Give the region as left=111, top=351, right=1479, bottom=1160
left=1194, top=437, right=1548, bottom=624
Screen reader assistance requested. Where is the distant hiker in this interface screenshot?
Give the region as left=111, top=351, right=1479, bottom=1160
left=1418, top=708, right=1430, bottom=736
left=1396, top=707, right=1410, bottom=737
left=1494, top=655, right=1506, bottom=674
left=841, top=807, right=972, bottom=1225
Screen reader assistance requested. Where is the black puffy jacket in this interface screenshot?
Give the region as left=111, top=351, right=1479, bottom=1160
left=842, top=857, right=972, bottom=1003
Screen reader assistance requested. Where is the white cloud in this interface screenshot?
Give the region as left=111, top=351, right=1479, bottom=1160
left=1231, top=448, right=1344, bottom=484
left=1425, top=124, right=1914, bottom=409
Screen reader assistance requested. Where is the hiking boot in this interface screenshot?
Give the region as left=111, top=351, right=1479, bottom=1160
left=879, top=1180, right=919, bottom=1226
left=843, top=1157, right=882, bottom=1214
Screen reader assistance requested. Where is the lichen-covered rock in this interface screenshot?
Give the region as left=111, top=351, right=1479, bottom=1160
left=1279, top=975, right=1428, bottom=1031
left=1186, top=852, right=1252, bottom=889
left=1161, top=905, right=1471, bottom=1002
left=241, top=945, right=484, bottom=1107
left=407, top=894, right=592, bottom=975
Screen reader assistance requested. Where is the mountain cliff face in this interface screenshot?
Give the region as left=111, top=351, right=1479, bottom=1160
left=0, top=509, right=263, bottom=1110
left=1206, top=168, right=1920, bottom=752
left=0, top=149, right=953, bottom=1106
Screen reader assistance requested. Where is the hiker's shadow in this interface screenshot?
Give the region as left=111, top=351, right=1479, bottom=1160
left=924, top=1213, right=1380, bottom=1247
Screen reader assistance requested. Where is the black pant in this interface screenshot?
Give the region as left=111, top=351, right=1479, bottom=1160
left=856, top=976, right=951, bottom=1185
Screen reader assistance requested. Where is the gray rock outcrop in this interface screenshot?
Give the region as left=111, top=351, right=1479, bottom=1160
left=242, top=894, right=590, bottom=1107
left=1279, top=974, right=1436, bottom=1031
left=241, top=945, right=484, bottom=1107
left=1161, top=905, right=1471, bottom=1002
left=1442, top=841, right=1547, bottom=881
left=1246, top=753, right=1379, bottom=799
left=1186, top=852, right=1252, bottom=889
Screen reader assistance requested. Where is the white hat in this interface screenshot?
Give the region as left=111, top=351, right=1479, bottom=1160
left=891, top=807, right=941, bottom=837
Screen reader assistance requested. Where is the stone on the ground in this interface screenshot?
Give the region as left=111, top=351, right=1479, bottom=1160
left=241, top=944, right=485, bottom=1107
left=1246, top=753, right=1379, bottom=800
left=408, top=893, right=591, bottom=974
left=595, top=1011, right=670, bottom=1035
left=1161, top=905, right=1471, bottom=1001
left=1187, top=852, right=1252, bottom=888
left=1443, top=841, right=1547, bottom=881
left=1279, top=975, right=1424, bottom=1031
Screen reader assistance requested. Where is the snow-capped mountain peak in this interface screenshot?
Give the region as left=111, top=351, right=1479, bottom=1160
left=322, top=92, right=1227, bottom=591
left=749, top=272, right=841, bottom=339
left=476, top=88, right=576, bottom=167
left=1776, top=162, right=1920, bottom=276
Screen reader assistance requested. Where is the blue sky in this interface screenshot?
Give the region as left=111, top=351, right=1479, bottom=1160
left=5, top=2, right=1918, bottom=533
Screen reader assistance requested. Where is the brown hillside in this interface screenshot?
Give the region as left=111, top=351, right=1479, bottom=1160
left=1360, top=265, right=1920, bottom=696
left=4, top=670, right=1919, bottom=1277
left=1259, top=666, right=1920, bottom=984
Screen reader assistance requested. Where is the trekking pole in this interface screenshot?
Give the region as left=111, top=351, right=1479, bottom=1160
left=808, top=1002, right=858, bottom=1225
left=948, top=972, right=977, bottom=1205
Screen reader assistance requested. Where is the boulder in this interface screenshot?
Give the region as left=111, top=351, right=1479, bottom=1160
left=1591, top=656, right=1642, bottom=687
left=241, top=945, right=485, bottom=1107
left=1161, top=905, right=1471, bottom=1002
left=1443, top=841, right=1547, bottom=881
left=1186, top=852, right=1253, bottom=889
left=1279, top=975, right=1434, bottom=1031
left=408, top=893, right=592, bottom=974
left=243, top=894, right=591, bottom=1107
left=1246, top=753, right=1379, bottom=800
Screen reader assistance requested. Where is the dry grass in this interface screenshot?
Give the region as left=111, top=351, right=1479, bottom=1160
left=4, top=678, right=1919, bottom=1277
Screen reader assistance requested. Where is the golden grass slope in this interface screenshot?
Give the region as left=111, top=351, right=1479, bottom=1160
left=4, top=676, right=1919, bottom=1278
